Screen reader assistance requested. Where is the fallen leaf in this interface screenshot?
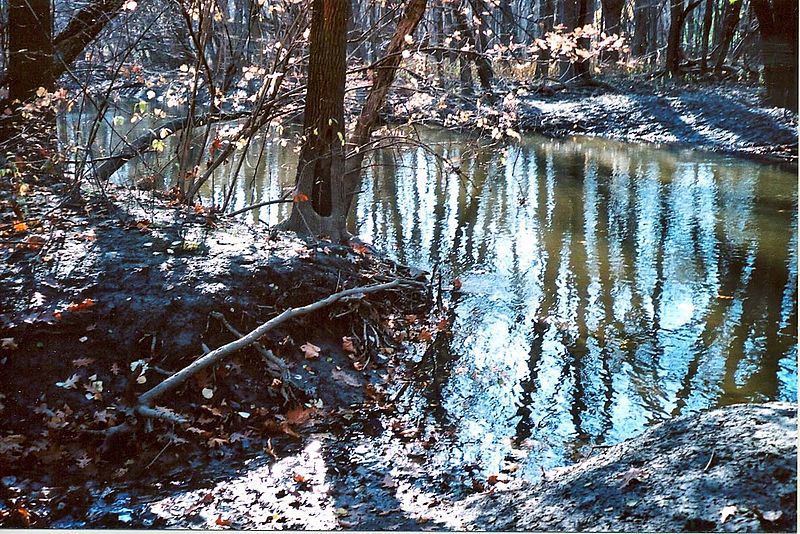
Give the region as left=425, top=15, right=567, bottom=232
left=293, top=473, right=307, bottom=483
left=453, top=278, right=463, bottom=290
left=435, top=318, right=449, bottom=331
left=73, top=357, right=95, bottom=368
left=215, top=514, right=231, bottom=527
left=341, top=337, right=356, bottom=353
left=418, top=330, right=432, bottom=342
left=67, top=298, right=95, bottom=312
left=293, top=192, right=309, bottom=203
left=56, top=374, right=80, bottom=389
left=618, top=467, right=646, bottom=488
left=331, top=367, right=361, bottom=387
left=333, top=507, right=349, bottom=517
left=761, top=510, right=782, bottom=522
left=720, top=505, right=737, bottom=524
left=13, top=222, right=28, bottom=233
left=300, top=342, right=321, bottom=359
left=1, top=338, right=18, bottom=350
left=285, top=406, right=314, bottom=425
left=351, top=243, right=369, bottom=255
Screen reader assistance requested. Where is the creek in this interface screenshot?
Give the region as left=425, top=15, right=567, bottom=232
left=61, top=115, right=798, bottom=527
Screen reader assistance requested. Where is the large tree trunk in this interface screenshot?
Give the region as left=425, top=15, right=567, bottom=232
left=283, top=0, right=350, bottom=240
left=284, top=0, right=428, bottom=240
left=7, top=0, right=53, bottom=103
left=750, top=0, right=798, bottom=111
left=600, top=0, right=625, bottom=61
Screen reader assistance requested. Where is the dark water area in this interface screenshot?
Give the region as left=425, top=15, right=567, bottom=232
left=62, top=111, right=797, bottom=526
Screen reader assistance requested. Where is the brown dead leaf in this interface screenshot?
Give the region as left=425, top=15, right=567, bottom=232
left=720, top=505, right=737, bottom=524
left=280, top=421, right=301, bottom=438
left=618, top=467, right=646, bottom=488
left=67, top=298, right=95, bottom=312
left=453, top=278, right=463, bottom=290
left=418, top=329, right=433, bottom=342
left=285, top=406, right=315, bottom=425
left=435, top=318, right=449, bottom=331
left=215, top=514, right=232, bottom=527
left=1, top=338, right=17, bottom=350
left=72, top=357, right=95, bottom=367
left=341, top=337, right=356, bottom=353
left=300, top=342, right=321, bottom=359
left=331, top=367, right=361, bottom=387
left=351, top=242, right=369, bottom=255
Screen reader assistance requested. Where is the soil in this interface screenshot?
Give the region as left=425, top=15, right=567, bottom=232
left=0, top=178, right=436, bottom=527
left=438, top=402, right=797, bottom=532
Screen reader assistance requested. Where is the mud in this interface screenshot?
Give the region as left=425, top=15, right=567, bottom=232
left=439, top=402, right=797, bottom=532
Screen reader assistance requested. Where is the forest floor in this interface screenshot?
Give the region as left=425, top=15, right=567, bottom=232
left=0, top=74, right=797, bottom=529
left=389, top=76, right=798, bottom=165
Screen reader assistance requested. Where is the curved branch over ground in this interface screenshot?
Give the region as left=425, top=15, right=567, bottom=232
left=137, top=279, right=403, bottom=407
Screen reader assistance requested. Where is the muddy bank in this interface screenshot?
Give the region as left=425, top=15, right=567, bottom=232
left=0, top=179, right=437, bottom=526
left=437, top=402, right=797, bottom=532
left=388, top=79, right=798, bottom=164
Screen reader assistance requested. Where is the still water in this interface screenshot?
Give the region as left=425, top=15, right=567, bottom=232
left=109, top=125, right=798, bottom=480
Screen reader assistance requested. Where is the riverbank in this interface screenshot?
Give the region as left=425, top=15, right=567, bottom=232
left=386, top=77, right=798, bottom=165
left=441, top=402, right=797, bottom=532
left=0, top=179, right=437, bottom=526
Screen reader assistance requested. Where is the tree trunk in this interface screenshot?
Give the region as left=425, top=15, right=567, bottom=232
left=712, top=0, right=742, bottom=73
left=283, top=0, right=350, bottom=240
left=453, top=1, right=493, bottom=95
left=632, top=0, right=655, bottom=57
left=560, top=0, right=592, bottom=83
left=537, top=0, right=556, bottom=76
left=750, top=0, right=798, bottom=110
left=7, top=0, right=53, bottom=103
left=666, top=0, right=701, bottom=77
left=699, top=0, right=714, bottom=72
left=600, top=0, right=625, bottom=62
left=666, top=0, right=684, bottom=77
left=343, top=0, right=428, bottom=211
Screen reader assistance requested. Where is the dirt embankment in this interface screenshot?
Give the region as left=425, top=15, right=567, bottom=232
left=438, top=402, right=797, bottom=532
left=516, top=82, right=798, bottom=163
left=0, top=180, right=435, bottom=526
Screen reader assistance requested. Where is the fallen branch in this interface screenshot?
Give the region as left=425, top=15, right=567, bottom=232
left=137, top=280, right=402, bottom=407
left=210, top=310, right=300, bottom=402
